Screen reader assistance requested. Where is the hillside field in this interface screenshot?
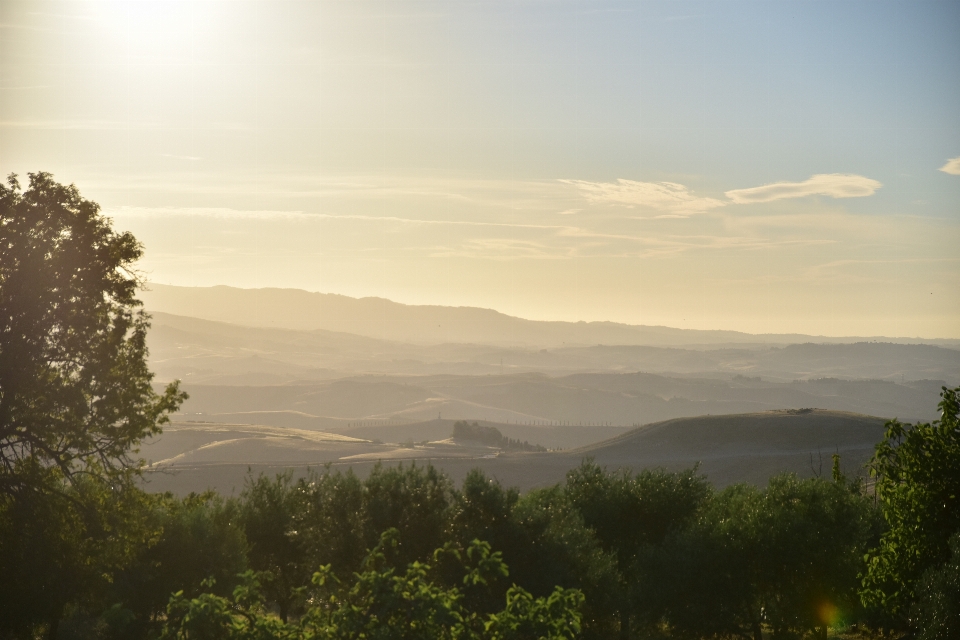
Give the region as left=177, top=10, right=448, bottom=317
left=143, top=410, right=887, bottom=495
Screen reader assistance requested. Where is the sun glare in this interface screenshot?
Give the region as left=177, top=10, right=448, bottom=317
left=817, top=601, right=841, bottom=627
left=88, top=0, right=217, bottom=58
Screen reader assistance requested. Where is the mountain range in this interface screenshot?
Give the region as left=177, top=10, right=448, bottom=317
left=142, top=284, right=960, bottom=348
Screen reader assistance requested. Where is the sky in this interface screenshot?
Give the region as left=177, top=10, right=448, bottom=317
left=1, top=0, right=959, bottom=337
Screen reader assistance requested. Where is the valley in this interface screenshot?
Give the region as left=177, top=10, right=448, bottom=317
left=140, top=286, right=958, bottom=496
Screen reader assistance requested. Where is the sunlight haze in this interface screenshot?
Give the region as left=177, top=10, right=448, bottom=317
left=2, top=0, right=958, bottom=336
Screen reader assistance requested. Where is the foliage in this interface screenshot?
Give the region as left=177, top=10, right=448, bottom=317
left=294, top=467, right=367, bottom=579
left=483, top=585, right=585, bottom=640
left=564, top=461, right=711, bottom=637
left=0, top=172, right=190, bottom=637
left=240, top=473, right=310, bottom=622
left=449, top=469, right=520, bottom=552
left=862, top=386, right=960, bottom=620
left=452, top=421, right=547, bottom=453
left=0, top=476, right=156, bottom=639
left=663, top=472, right=877, bottom=640
left=305, top=530, right=493, bottom=640
left=444, top=470, right=522, bottom=614
left=113, top=491, right=249, bottom=635
left=0, top=172, right=186, bottom=497
left=361, top=462, right=454, bottom=566
left=161, top=530, right=585, bottom=640
left=0, top=451, right=896, bottom=639
left=912, top=530, right=960, bottom=639
left=161, top=572, right=296, bottom=640
left=507, top=485, right=619, bottom=639
left=294, top=462, right=454, bottom=581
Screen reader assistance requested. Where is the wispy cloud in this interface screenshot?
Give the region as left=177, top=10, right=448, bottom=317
left=433, top=238, right=567, bottom=260
left=107, top=206, right=310, bottom=220
left=314, top=213, right=567, bottom=231
left=725, top=174, right=881, bottom=204
left=107, top=207, right=569, bottom=231
left=939, top=157, right=960, bottom=176
left=0, top=119, right=161, bottom=130
left=560, top=179, right=725, bottom=214
left=566, top=173, right=882, bottom=212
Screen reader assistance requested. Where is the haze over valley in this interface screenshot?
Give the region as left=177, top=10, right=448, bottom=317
left=142, top=285, right=958, bottom=495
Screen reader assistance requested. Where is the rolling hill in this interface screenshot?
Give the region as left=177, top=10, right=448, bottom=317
left=137, top=288, right=954, bottom=497
left=142, top=410, right=890, bottom=496
left=169, top=372, right=943, bottom=437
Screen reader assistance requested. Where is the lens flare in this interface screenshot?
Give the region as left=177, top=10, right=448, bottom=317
left=817, top=601, right=840, bottom=627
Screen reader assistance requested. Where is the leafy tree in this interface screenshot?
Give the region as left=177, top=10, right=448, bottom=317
left=862, top=386, right=960, bottom=622
left=295, top=467, right=368, bottom=579
left=665, top=471, right=877, bottom=640
left=240, top=472, right=310, bottom=622
left=445, top=470, right=522, bottom=614
left=306, top=530, right=494, bottom=640
left=296, top=463, right=453, bottom=581
left=0, top=475, right=156, bottom=639
left=161, top=530, right=585, bottom=640
left=0, top=171, right=186, bottom=496
left=507, top=485, right=618, bottom=639
left=308, top=530, right=584, bottom=640
left=449, top=469, right=520, bottom=551
left=649, top=483, right=763, bottom=640
left=0, top=172, right=186, bottom=638
left=160, top=572, right=295, bottom=640
left=361, top=462, right=453, bottom=567
left=913, top=530, right=960, bottom=639
left=564, top=461, right=711, bottom=638
left=114, top=491, right=249, bottom=636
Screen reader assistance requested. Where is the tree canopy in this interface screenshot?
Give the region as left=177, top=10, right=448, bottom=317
left=0, top=172, right=185, bottom=496
left=862, top=385, right=960, bottom=622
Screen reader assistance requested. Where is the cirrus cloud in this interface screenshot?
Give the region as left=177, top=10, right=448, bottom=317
left=565, top=173, right=882, bottom=214
left=560, top=179, right=725, bottom=215
left=725, top=174, right=882, bottom=204
left=939, top=157, right=960, bottom=176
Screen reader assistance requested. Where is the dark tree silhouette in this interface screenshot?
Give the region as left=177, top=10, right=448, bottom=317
left=0, top=172, right=185, bottom=497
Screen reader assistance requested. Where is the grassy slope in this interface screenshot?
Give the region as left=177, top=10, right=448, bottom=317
left=143, top=410, right=888, bottom=495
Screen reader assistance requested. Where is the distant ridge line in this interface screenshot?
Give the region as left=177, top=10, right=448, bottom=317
left=142, top=284, right=960, bottom=348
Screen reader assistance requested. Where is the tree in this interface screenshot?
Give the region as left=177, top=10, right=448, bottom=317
left=862, top=385, right=960, bottom=628
left=664, top=471, right=877, bottom=640
left=296, top=462, right=453, bottom=582
left=361, top=462, right=454, bottom=567
left=0, top=172, right=188, bottom=638
left=564, top=461, right=711, bottom=638
left=0, top=171, right=186, bottom=496
left=0, top=475, right=157, bottom=639
left=913, top=530, right=960, bottom=639
left=449, top=469, right=520, bottom=553
left=752, top=474, right=874, bottom=638
left=295, top=467, right=367, bottom=579
left=507, top=485, right=618, bottom=639
left=240, top=472, right=310, bottom=622
left=161, top=530, right=585, bottom=640
left=114, top=491, right=249, bottom=636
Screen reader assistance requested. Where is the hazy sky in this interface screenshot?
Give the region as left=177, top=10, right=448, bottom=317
left=2, top=0, right=959, bottom=337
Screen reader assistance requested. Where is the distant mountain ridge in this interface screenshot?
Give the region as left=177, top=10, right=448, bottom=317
left=141, top=284, right=959, bottom=348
